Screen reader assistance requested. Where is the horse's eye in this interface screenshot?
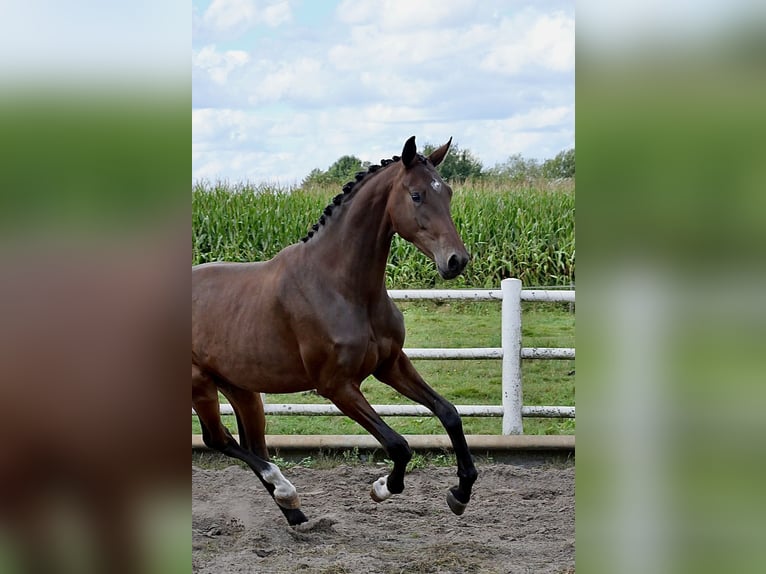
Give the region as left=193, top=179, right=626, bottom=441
left=410, top=192, right=422, bottom=204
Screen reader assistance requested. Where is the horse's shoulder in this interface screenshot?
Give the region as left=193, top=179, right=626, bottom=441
left=370, top=295, right=405, bottom=337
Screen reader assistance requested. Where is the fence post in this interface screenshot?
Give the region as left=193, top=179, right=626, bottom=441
left=501, top=278, right=523, bottom=434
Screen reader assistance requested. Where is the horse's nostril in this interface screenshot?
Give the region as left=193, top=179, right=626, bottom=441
left=448, top=254, right=462, bottom=272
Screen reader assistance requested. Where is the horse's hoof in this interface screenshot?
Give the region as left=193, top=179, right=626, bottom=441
left=446, top=490, right=468, bottom=516
left=286, top=509, right=309, bottom=526
left=275, top=493, right=302, bottom=510
left=370, top=475, right=392, bottom=502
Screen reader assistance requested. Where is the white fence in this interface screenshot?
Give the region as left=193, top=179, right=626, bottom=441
left=194, top=278, right=575, bottom=435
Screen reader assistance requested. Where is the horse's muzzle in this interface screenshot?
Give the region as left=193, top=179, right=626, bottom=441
left=438, top=252, right=469, bottom=280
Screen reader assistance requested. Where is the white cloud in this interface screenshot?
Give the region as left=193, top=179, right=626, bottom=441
left=192, top=102, right=574, bottom=183
left=248, top=58, right=329, bottom=104
left=192, top=45, right=250, bottom=85
left=358, top=71, right=432, bottom=104
left=327, top=20, right=484, bottom=73
left=503, top=105, right=574, bottom=132
left=468, top=105, right=575, bottom=162
left=261, top=0, right=291, bottom=26
left=481, top=10, right=575, bottom=74
left=192, top=108, right=266, bottom=152
left=200, top=0, right=291, bottom=38
left=336, top=0, right=476, bottom=30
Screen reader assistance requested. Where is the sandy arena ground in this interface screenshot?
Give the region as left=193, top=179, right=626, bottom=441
left=193, top=461, right=574, bottom=573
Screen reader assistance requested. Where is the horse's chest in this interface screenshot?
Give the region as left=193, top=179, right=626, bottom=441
left=365, top=318, right=404, bottom=365
left=312, top=301, right=404, bottom=380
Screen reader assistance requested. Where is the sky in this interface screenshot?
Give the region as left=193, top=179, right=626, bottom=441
left=192, top=0, right=574, bottom=185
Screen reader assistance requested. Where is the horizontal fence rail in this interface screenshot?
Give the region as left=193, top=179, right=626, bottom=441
left=213, top=402, right=576, bottom=419
left=192, top=278, right=575, bottom=435
left=404, top=347, right=575, bottom=360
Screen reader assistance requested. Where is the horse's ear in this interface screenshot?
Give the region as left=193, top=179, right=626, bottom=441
left=402, top=136, right=417, bottom=168
left=428, top=137, right=452, bottom=167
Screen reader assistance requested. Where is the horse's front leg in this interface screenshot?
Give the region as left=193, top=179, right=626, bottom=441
left=322, top=383, right=412, bottom=501
left=374, top=352, right=478, bottom=515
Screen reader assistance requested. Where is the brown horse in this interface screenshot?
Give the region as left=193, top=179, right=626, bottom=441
left=192, top=136, right=477, bottom=526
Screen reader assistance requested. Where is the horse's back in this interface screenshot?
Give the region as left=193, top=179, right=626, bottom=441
left=192, top=242, right=302, bottom=288
left=192, top=260, right=264, bottom=284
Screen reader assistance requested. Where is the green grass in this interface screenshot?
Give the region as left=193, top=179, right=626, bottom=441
left=192, top=300, right=575, bottom=437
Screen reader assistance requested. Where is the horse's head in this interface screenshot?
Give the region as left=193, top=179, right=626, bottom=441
left=388, top=136, right=470, bottom=280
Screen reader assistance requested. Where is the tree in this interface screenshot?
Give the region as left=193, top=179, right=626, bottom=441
left=541, top=148, right=575, bottom=179
left=301, top=155, right=367, bottom=187
left=300, top=168, right=328, bottom=187
left=326, top=155, right=367, bottom=182
left=302, top=146, right=575, bottom=188
left=422, top=142, right=483, bottom=183
left=488, top=153, right=541, bottom=182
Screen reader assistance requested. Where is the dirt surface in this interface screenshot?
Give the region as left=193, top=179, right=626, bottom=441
left=193, top=461, right=574, bottom=573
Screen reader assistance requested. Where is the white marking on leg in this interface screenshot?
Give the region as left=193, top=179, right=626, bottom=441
left=262, top=462, right=299, bottom=508
left=371, top=474, right=392, bottom=502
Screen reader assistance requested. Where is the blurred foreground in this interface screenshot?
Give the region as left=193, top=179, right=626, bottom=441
left=0, top=3, right=189, bottom=572
left=577, top=2, right=766, bottom=573
left=0, top=226, right=189, bottom=574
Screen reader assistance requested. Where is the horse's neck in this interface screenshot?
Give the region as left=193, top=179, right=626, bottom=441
left=309, top=178, right=393, bottom=299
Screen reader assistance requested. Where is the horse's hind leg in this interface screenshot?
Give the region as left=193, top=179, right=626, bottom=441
left=192, top=366, right=307, bottom=525
left=217, top=381, right=269, bottom=460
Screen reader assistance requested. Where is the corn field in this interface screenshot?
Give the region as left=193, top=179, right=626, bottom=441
left=192, top=180, right=574, bottom=288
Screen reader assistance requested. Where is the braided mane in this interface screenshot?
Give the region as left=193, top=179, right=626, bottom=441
left=300, top=153, right=407, bottom=243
